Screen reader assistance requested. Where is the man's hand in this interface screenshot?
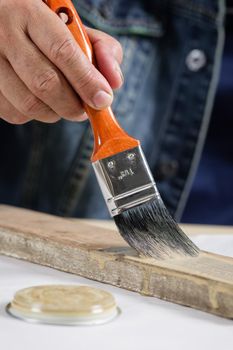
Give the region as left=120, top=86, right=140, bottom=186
left=0, top=0, right=123, bottom=124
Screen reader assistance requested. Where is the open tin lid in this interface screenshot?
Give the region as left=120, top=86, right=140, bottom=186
left=6, top=285, right=120, bottom=326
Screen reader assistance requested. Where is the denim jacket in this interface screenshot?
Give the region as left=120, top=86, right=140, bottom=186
left=0, top=0, right=225, bottom=220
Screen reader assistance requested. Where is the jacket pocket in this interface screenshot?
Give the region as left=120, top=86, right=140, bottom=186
left=73, top=0, right=164, bottom=37
left=72, top=0, right=163, bottom=123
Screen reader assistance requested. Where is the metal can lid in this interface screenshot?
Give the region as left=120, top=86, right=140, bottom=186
left=6, top=285, right=120, bottom=325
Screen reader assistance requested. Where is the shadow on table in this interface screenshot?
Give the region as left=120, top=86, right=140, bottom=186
left=143, top=296, right=233, bottom=325
left=0, top=301, right=12, bottom=321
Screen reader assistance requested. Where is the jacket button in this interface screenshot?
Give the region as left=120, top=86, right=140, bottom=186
left=186, top=49, right=206, bottom=72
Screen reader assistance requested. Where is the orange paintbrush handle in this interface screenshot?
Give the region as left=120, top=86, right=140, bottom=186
left=45, top=0, right=139, bottom=162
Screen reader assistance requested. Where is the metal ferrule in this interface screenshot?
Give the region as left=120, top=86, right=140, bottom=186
left=92, top=146, right=159, bottom=217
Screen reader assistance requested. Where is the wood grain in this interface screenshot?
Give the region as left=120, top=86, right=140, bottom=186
left=0, top=205, right=232, bottom=319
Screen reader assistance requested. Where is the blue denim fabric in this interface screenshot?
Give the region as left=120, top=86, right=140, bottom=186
left=182, top=18, right=233, bottom=224
left=0, top=0, right=225, bottom=221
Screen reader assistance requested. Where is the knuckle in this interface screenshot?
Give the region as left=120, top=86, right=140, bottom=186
left=0, top=0, right=29, bottom=24
left=21, top=94, right=44, bottom=116
left=50, top=37, right=77, bottom=65
left=31, top=70, right=60, bottom=95
left=76, top=67, right=96, bottom=91
left=67, top=108, right=84, bottom=119
left=0, top=0, right=16, bottom=12
left=0, top=2, right=16, bottom=41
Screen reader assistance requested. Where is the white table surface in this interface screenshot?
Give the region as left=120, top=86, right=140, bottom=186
left=1, top=234, right=233, bottom=350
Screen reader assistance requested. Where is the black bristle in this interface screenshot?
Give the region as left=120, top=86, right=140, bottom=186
left=114, top=197, right=200, bottom=260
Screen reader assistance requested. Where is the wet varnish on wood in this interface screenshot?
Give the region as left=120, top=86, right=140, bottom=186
left=0, top=205, right=232, bottom=319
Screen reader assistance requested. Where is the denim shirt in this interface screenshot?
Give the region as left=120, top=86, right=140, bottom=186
left=0, top=0, right=225, bottom=220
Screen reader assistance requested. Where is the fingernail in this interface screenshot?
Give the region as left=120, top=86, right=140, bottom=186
left=115, top=64, right=124, bottom=84
left=92, top=91, right=113, bottom=109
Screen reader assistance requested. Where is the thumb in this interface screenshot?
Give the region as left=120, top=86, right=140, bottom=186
left=26, top=1, right=114, bottom=109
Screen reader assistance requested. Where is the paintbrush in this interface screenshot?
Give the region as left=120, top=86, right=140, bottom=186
left=46, top=0, right=199, bottom=259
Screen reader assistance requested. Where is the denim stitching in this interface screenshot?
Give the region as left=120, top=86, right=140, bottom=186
left=175, top=0, right=225, bottom=219
left=55, top=124, right=93, bottom=216
left=20, top=122, right=49, bottom=209
left=172, top=0, right=217, bottom=20
left=153, top=31, right=207, bottom=214
left=156, top=21, right=223, bottom=219
left=73, top=1, right=164, bottom=37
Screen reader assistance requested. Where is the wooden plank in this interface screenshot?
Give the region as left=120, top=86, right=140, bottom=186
left=0, top=205, right=232, bottom=319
